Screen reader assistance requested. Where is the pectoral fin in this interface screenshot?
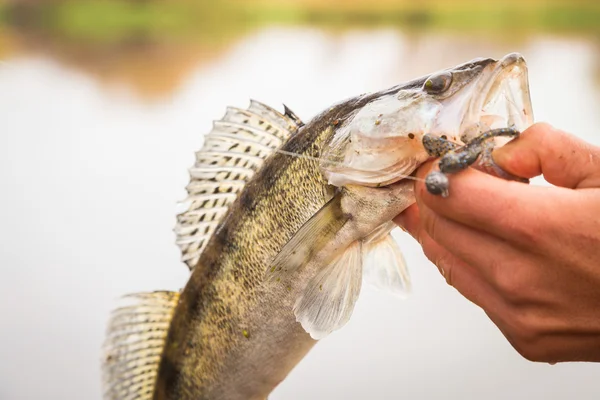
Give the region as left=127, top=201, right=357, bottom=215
left=270, top=181, right=415, bottom=339
left=293, top=241, right=363, bottom=339
left=362, top=234, right=411, bottom=298
left=265, top=193, right=349, bottom=282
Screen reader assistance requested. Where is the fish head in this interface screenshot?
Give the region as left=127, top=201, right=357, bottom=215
left=321, top=53, right=534, bottom=187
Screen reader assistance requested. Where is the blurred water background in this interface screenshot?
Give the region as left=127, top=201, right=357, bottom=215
left=1, top=1, right=600, bottom=399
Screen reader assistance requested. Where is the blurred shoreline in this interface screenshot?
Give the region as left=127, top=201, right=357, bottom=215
left=0, top=0, right=598, bottom=98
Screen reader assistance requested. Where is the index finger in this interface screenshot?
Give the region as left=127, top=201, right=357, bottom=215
left=413, top=159, right=581, bottom=249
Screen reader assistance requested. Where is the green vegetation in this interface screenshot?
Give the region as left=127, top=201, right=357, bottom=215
left=2, top=1, right=600, bottom=45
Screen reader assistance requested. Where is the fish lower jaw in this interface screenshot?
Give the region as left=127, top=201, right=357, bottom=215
left=462, top=56, right=533, bottom=142
left=460, top=99, right=529, bottom=144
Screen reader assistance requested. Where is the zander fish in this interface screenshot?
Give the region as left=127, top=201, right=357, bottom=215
left=102, top=53, right=533, bottom=400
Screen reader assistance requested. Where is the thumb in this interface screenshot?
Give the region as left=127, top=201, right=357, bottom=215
left=492, top=122, right=600, bottom=189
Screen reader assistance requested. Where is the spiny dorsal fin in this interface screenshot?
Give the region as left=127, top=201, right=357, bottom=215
left=175, top=101, right=302, bottom=270
left=283, top=104, right=304, bottom=128
left=248, top=99, right=302, bottom=132
left=102, top=291, right=179, bottom=400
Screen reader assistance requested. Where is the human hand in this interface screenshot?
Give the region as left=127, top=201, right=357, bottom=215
left=394, top=123, right=600, bottom=363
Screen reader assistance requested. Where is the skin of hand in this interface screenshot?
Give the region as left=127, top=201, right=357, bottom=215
left=394, top=123, right=600, bottom=363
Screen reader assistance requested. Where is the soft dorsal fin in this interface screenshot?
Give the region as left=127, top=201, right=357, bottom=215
left=102, top=291, right=180, bottom=400
left=175, top=101, right=303, bottom=270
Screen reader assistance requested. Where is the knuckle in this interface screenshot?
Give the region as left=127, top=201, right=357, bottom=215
left=490, top=262, right=526, bottom=304
left=513, top=342, right=546, bottom=363
left=514, top=222, right=541, bottom=246
left=512, top=336, right=553, bottom=363
left=503, top=309, right=551, bottom=362
left=525, top=122, right=553, bottom=142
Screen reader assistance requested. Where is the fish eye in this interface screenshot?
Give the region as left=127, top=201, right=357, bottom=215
left=424, top=71, right=453, bottom=94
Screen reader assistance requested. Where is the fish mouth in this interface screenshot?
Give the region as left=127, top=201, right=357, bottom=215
left=319, top=53, right=534, bottom=188
left=462, top=52, right=534, bottom=143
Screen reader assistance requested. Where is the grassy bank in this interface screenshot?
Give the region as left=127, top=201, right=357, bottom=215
left=2, top=0, right=599, bottom=45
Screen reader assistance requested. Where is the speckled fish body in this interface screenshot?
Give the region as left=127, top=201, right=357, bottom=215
left=155, top=94, right=412, bottom=399
left=101, top=53, right=533, bottom=400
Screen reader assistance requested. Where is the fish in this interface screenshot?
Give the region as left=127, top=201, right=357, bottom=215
left=101, top=53, right=533, bottom=400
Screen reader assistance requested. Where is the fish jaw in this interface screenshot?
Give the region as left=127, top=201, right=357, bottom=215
left=320, top=53, right=534, bottom=187
left=458, top=52, right=534, bottom=143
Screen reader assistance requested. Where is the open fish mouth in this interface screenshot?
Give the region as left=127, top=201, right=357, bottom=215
left=463, top=52, right=534, bottom=143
